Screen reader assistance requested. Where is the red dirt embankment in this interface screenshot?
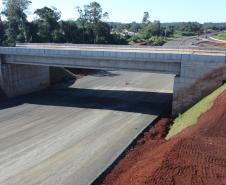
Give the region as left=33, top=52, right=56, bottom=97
left=198, top=41, right=226, bottom=48
left=103, top=90, right=226, bottom=185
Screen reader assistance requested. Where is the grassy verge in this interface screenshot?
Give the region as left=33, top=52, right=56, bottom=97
left=166, top=83, right=226, bottom=139
left=214, top=33, right=226, bottom=41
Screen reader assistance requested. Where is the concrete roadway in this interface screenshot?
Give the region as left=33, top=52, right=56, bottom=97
left=0, top=71, right=174, bottom=185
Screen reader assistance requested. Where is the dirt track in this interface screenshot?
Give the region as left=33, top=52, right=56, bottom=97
left=102, top=90, right=226, bottom=185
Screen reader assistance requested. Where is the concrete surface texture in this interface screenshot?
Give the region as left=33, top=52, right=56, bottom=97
left=0, top=71, right=174, bottom=185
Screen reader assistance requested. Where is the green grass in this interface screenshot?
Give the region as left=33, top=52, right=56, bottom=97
left=166, top=84, right=226, bottom=139
left=214, top=33, right=226, bottom=41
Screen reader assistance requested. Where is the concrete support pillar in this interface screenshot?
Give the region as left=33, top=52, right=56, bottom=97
left=0, top=55, right=50, bottom=97
left=172, top=57, right=226, bottom=116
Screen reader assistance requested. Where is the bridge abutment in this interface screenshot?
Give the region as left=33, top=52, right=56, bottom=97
left=172, top=55, right=226, bottom=116
left=0, top=55, right=50, bottom=97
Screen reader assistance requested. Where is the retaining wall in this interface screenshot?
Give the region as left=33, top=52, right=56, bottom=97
left=0, top=56, right=49, bottom=97
left=172, top=54, right=226, bottom=115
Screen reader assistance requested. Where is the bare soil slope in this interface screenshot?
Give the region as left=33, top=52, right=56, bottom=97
left=103, top=90, right=226, bottom=185
left=198, top=41, right=226, bottom=48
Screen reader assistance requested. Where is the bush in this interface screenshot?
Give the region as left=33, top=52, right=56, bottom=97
left=147, top=36, right=166, bottom=46
left=128, top=35, right=143, bottom=44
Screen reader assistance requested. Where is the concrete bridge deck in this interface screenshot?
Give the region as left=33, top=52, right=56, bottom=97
left=1, top=45, right=226, bottom=114
left=0, top=46, right=225, bottom=75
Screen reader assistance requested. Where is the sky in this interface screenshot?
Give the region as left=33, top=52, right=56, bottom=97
left=1, top=0, right=226, bottom=23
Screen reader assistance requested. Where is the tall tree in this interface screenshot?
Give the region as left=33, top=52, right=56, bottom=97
left=0, top=16, right=5, bottom=46
left=2, top=0, right=31, bottom=46
left=94, top=21, right=111, bottom=44
left=140, top=21, right=161, bottom=39
left=60, top=20, right=82, bottom=43
left=76, top=1, right=109, bottom=43
left=130, top=22, right=141, bottom=32
left=76, top=6, right=89, bottom=43
left=181, top=22, right=203, bottom=36
left=142, top=12, right=150, bottom=24
left=34, top=7, right=61, bottom=42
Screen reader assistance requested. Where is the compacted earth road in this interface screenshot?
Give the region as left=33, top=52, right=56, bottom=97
left=0, top=71, right=174, bottom=185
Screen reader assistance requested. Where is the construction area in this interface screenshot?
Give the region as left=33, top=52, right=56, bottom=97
left=102, top=84, right=226, bottom=185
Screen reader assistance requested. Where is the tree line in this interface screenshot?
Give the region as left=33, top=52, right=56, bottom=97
left=0, top=0, right=127, bottom=46
left=1, top=0, right=226, bottom=47
left=111, top=16, right=226, bottom=45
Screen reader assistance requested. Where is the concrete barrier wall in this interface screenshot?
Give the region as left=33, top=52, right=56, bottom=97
left=172, top=54, right=226, bottom=115
left=0, top=56, right=49, bottom=97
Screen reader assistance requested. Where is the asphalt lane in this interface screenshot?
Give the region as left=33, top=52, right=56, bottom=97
left=163, top=36, right=199, bottom=48
left=0, top=71, right=174, bottom=185
left=163, top=32, right=224, bottom=48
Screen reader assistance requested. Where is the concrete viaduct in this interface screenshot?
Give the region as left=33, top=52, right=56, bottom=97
left=0, top=44, right=226, bottom=115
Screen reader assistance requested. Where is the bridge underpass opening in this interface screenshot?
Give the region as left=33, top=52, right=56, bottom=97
left=46, top=67, right=175, bottom=116
left=0, top=62, right=175, bottom=116
left=0, top=67, right=175, bottom=117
